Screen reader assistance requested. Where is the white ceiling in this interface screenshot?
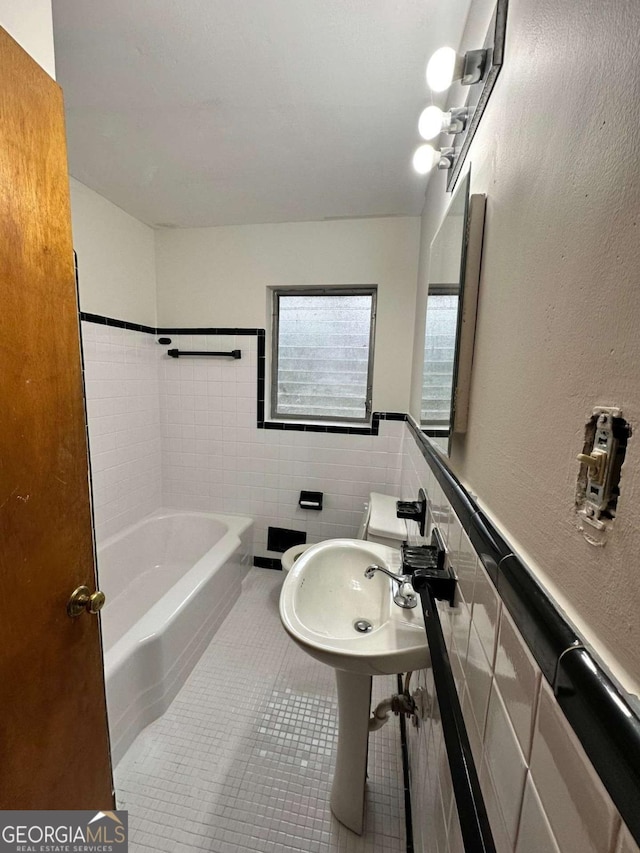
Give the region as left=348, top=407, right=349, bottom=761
left=52, top=0, right=471, bottom=228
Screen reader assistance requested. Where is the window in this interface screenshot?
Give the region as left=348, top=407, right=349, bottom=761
left=271, top=287, right=376, bottom=422
left=421, top=287, right=459, bottom=425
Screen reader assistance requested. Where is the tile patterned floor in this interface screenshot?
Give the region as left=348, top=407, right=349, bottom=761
left=115, top=569, right=407, bottom=853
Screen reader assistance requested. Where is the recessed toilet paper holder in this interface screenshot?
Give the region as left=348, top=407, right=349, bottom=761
left=299, top=490, right=323, bottom=510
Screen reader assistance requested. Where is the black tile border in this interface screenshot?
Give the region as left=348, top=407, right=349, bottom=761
left=260, top=411, right=406, bottom=436
left=257, top=330, right=266, bottom=425
left=157, top=327, right=263, bottom=335
left=405, top=414, right=640, bottom=844
left=416, top=585, right=496, bottom=852
left=397, top=673, right=415, bottom=853
left=79, top=313, right=407, bottom=435
left=80, top=312, right=263, bottom=338
left=253, top=556, right=282, bottom=571
left=80, top=311, right=157, bottom=335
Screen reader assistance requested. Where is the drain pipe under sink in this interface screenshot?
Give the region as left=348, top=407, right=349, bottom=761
left=369, top=673, right=415, bottom=731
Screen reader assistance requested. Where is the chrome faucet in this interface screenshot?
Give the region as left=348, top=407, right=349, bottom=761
left=364, top=564, right=418, bottom=609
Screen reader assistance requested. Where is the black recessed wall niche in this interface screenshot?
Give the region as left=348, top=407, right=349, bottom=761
left=267, top=526, right=306, bottom=554
left=253, top=556, right=282, bottom=571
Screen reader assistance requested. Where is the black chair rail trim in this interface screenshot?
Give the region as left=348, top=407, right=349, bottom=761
left=405, top=415, right=640, bottom=844
left=417, top=583, right=496, bottom=852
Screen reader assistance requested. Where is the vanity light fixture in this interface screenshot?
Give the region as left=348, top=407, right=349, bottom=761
left=418, top=106, right=469, bottom=141
left=412, top=144, right=437, bottom=175
left=413, top=46, right=488, bottom=178
left=412, top=143, right=454, bottom=175
left=426, top=46, right=488, bottom=93
left=412, top=0, right=508, bottom=189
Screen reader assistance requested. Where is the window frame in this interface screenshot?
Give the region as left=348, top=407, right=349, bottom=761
left=270, top=285, right=377, bottom=424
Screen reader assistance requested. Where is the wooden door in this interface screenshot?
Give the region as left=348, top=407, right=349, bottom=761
left=0, top=28, right=113, bottom=807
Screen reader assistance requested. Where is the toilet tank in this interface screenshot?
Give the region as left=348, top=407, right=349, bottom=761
left=358, top=492, right=407, bottom=548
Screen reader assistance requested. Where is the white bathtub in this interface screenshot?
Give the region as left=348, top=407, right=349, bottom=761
left=99, top=510, right=253, bottom=766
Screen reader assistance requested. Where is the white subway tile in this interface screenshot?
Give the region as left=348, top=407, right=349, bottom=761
left=515, top=773, right=561, bottom=853
left=449, top=586, right=471, bottom=664
left=479, top=760, right=514, bottom=853
left=461, top=687, right=483, bottom=769
left=451, top=530, right=477, bottom=606
left=483, top=681, right=527, bottom=844
left=447, top=804, right=465, bottom=853
left=494, top=607, right=541, bottom=760
left=434, top=783, right=450, bottom=853
left=529, top=681, right=619, bottom=853
left=464, top=623, right=493, bottom=739
left=471, top=564, right=501, bottom=669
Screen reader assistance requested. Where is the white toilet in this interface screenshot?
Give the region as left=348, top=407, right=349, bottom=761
left=281, top=492, right=407, bottom=572
left=280, top=542, right=311, bottom=572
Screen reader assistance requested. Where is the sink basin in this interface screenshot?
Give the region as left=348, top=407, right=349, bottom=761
left=279, top=538, right=429, bottom=675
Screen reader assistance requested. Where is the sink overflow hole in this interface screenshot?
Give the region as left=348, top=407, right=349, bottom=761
left=354, top=619, right=373, bottom=634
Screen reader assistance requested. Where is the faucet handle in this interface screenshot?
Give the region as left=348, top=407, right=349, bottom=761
left=398, top=580, right=416, bottom=599
left=394, top=580, right=418, bottom=609
left=396, top=488, right=427, bottom=536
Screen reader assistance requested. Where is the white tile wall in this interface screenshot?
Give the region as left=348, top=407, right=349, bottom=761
left=483, top=684, right=527, bottom=845
left=529, top=681, right=619, bottom=853
left=515, top=775, right=560, bottom=853
left=82, top=324, right=406, bottom=558
left=494, top=608, right=541, bottom=760
left=400, top=422, right=631, bottom=853
left=82, top=321, right=162, bottom=543
left=158, top=333, right=405, bottom=558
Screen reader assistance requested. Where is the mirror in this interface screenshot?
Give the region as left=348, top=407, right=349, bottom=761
left=421, top=172, right=485, bottom=454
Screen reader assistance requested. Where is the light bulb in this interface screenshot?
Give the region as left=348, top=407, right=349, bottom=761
left=418, top=105, right=444, bottom=141
left=426, top=46, right=457, bottom=93
left=412, top=144, right=437, bottom=175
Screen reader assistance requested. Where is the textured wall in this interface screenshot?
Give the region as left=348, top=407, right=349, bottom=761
left=411, top=0, right=640, bottom=690
left=71, top=179, right=157, bottom=327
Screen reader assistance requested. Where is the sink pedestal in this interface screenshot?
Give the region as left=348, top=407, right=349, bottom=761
left=330, top=670, right=372, bottom=835
left=279, top=539, right=429, bottom=834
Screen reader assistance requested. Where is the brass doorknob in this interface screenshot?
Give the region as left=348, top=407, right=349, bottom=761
left=67, top=585, right=106, bottom=618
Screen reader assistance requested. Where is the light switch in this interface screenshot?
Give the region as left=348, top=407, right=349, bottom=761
left=575, top=406, right=631, bottom=542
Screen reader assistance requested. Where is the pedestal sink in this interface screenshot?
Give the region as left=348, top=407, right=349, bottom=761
left=279, top=539, right=430, bottom=835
